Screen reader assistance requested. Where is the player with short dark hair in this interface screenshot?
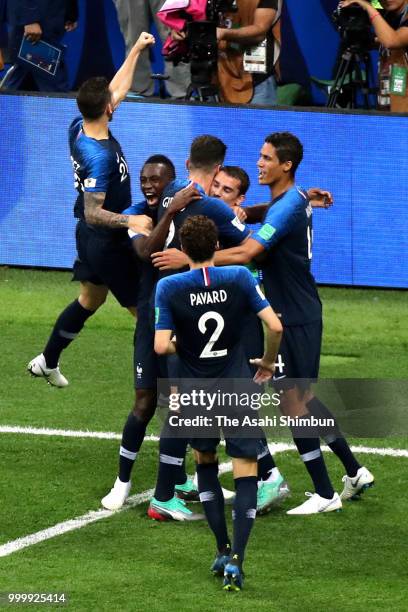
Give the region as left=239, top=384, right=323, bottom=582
left=189, top=135, right=227, bottom=171
left=27, top=33, right=155, bottom=387
left=150, top=162, right=291, bottom=514
left=152, top=215, right=283, bottom=591
left=76, top=76, right=112, bottom=120
left=139, top=135, right=284, bottom=519
left=100, top=157, right=202, bottom=510
left=213, top=131, right=374, bottom=513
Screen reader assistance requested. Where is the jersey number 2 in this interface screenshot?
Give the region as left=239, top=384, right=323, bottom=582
left=198, top=311, right=227, bottom=358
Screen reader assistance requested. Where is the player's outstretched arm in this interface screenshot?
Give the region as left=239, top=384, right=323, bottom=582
left=154, top=330, right=176, bottom=355
left=136, top=183, right=201, bottom=261
left=214, top=237, right=264, bottom=266
left=242, top=203, right=269, bottom=224
left=151, top=248, right=189, bottom=271
left=109, top=32, right=155, bottom=109
left=307, top=188, right=333, bottom=209
left=84, top=192, right=152, bottom=234
left=250, top=307, right=282, bottom=385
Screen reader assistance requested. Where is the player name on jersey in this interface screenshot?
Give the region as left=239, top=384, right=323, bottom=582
left=190, top=290, right=228, bottom=306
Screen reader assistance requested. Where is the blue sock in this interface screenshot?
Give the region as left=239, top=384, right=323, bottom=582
left=257, top=437, right=276, bottom=481
left=118, top=413, right=147, bottom=483
left=196, top=462, right=230, bottom=552
left=292, top=436, right=334, bottom=499
left=154, top=437, right=188, bottom=501
left=43, top=300, right=95, bottom=368
left=232, top=476, right=258, bottom=563
left=307, top=397, right=361, bottom=477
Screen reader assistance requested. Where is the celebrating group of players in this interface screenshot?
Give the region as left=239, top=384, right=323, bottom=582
left=27, top=33, right=374, bottom=592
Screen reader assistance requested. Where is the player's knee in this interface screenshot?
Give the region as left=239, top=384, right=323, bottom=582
left=132, top=388, right=157, bottom=423
left=78, top=286, right=108, bottom=311
left=195, top=451, right=217, bottom=464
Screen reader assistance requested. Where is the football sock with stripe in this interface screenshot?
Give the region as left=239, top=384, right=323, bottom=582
left=196, top=462, right=230, bottom=552
left=118, top=412, right=147, bottom=482
left=292, top=430, right=334, bottom=499
left=257, top=438, right=278, bottom=482
left=306, top=397, right=361, bottom=477
left=154, top=437, right=189, bottom=502
left=232, top=476, right=258, bottom=562
left=43, top=300, right=95, bottom=368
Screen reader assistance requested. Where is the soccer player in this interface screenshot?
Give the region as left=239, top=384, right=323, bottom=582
left=102, top=146, right=284, bottom=513
left=143, top=136, right=285, bottom=518
left=103, top=138, right=253, bottom=514
left=153, top=215, right=283, bottom=590
left=101, top=159, right=201, bottom=510
left=211, top=132, right=374, bottom=513
left=27, top=32, right=155, bottom=387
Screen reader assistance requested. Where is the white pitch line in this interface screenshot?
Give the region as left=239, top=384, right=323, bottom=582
left=0, top=425, right=158, bottom=443
left=2, top=426, right=407, bottom=459
left=0, top=488, right=153, bottom=558
left=0, top=460, right=233, bottom=559
left=268, top=441, right=408, bottom=459
left=0, top=426, right=407, bottom=558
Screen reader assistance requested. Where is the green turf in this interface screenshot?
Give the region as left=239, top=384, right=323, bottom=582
left=0, top=268, right=407, bottom=610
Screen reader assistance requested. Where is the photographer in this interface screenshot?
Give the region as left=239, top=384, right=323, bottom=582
left=339, top=0, right=408, bottom=110
left=216, top=0, right=282, bottom=105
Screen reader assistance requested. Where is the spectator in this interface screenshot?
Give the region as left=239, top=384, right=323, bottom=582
left=0, top=0, right=7, bottom=71
left=2, top=0, right=78, bottom=92
left=339, top=0, right=408, bottom=111
left=217, top=0, right=282, bottom=105
left=113, top=0, right=190, bottom=98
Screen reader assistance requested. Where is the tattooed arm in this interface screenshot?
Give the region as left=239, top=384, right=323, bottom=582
left=84, top=192, right=152, bottom=234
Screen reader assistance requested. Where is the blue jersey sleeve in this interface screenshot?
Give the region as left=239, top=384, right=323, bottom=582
left=69, top=116, right=83, bottom=140
left=123, top=201, right=148, bottom=215
left=239, top=268, right=270, bottom=313
left=203, top=198, right=250, bottom=247
left=253, top=188, right=308, bottom=250
left=82, top=147, right=112, bottom=193
left=124, top=201, right=150, bottom=241
left=155, top=279, right=175, bottom=330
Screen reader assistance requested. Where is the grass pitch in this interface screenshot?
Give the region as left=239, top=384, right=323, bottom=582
left=0, top=268, right=407, bottom=611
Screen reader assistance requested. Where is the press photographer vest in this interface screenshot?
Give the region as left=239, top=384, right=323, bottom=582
left=217, top=0, right=282, bottom=104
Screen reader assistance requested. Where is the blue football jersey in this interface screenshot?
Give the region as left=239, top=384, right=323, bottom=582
left=69, top=116, right=131, bottom=237
left=157, top=179, right=250, bottom=278
left=252, top=185, right=322, bottom=326
left=155, top=265, right=269, bottom=377
left=123, top=200, right=159, bottom=308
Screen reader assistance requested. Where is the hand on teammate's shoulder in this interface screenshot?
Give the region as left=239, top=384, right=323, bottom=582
left=168, top=182, right=202, bottom=214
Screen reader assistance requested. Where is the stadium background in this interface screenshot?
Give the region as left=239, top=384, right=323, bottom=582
left=0, top=94, right=407, bottom=288
left=0, top=0, right=371, bottom=103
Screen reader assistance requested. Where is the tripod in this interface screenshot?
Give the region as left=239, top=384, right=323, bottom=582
left=327, top=45, right=375, bottom=109
left=185, top=82, right=220, bottom=102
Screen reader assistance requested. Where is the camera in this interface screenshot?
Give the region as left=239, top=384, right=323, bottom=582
left=206, top=0, right=238, bottom=23
left=332, top=5, right=374, bottom=49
